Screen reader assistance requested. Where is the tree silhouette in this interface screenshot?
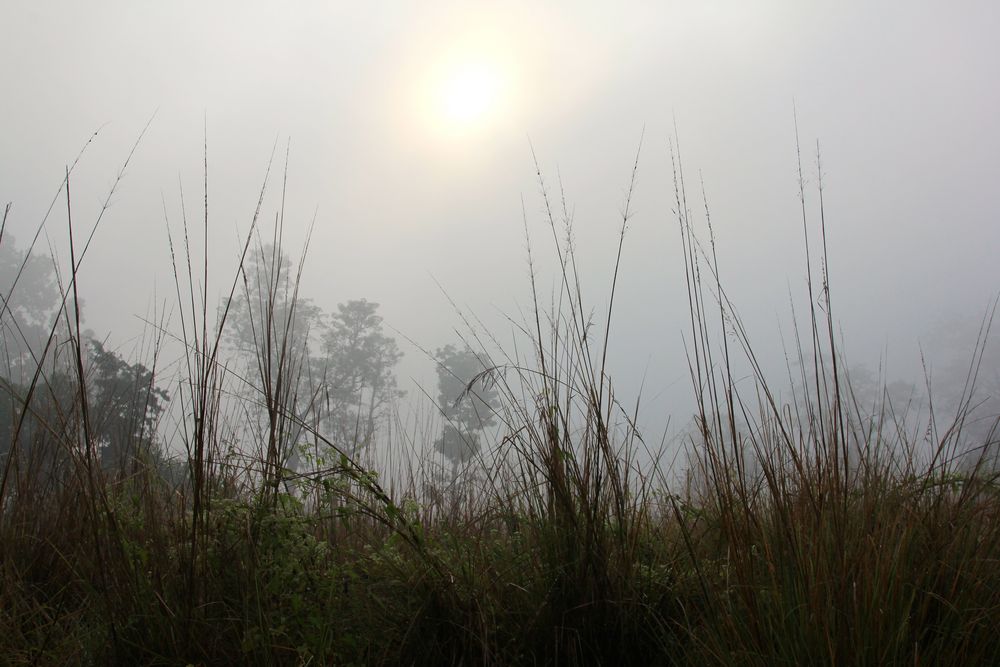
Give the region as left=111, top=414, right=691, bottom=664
left=87, top=339, right=169, bottom=469
left=0, top=237, right=63, bottom=381
left=217, top=242, right=327, bottom=480
left=319, top=299, right=403, bottom=455
left=433, top=344, right=498, bottom=471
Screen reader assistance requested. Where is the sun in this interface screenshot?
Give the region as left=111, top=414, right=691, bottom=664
left=420, top=51, right=514, bottom=138
left=438, top=61, right=504, bottom=126
left=398, top=25, right=523, bottom=146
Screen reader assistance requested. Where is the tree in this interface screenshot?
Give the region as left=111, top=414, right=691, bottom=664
left=319, top=299, right=403, bottom=455
left=87, top=339, right=169, bottom=469
left=0, top=339, right=169, bottom=480
left=0, top=236, right=63, bottom=381
left=0, top=372, right=73, bottom=482
left=0, top=237, right=70, bottom=483
left=225, top=243, right=322, bottom=366
left=0, top=238, right=169, bottom=479
left=433, top=344, right=498, bottom=471
left=223, top=243, right=324, bottom=470
left=222, top=249, right=405, bottom=467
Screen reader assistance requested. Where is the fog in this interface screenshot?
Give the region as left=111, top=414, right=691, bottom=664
left=3, top=1, right=999, bottom=457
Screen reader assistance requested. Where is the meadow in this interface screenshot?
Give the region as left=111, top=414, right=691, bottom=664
left=1, top=138, right=998, bottom=666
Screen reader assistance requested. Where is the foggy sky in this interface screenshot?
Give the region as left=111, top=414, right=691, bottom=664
left=2, top=1, right=999, bottom=438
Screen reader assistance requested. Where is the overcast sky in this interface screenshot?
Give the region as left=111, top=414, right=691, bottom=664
left=2, top=1, right=999, bottom=439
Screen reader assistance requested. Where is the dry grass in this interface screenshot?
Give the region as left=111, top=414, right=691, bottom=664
left=1, top=133, right=998, bottom=665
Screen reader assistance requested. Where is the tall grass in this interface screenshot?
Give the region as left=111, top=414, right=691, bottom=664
left=1, top=132, right=998, bottom=665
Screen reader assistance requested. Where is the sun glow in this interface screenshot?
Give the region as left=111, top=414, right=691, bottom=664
left=439, top=61, right=504, bottom=126
left=416, top=45, right=517, bottom=140
left=393, top=20, right=535, bottom=150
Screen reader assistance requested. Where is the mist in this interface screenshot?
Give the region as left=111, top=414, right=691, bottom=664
left=5, top=3, right=999, bottom=416
left=5, top=2, right=1000, bottom=662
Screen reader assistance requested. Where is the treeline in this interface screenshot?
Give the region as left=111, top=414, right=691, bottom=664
left=0, top=236, right=502, bottom=491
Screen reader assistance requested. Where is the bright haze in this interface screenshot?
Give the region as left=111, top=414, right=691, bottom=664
left=2, top=1, right=999, bottom=442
